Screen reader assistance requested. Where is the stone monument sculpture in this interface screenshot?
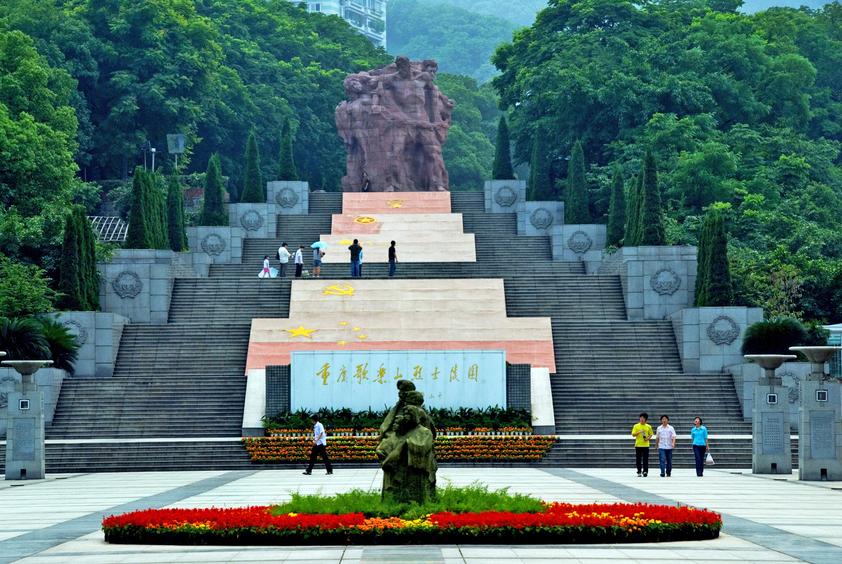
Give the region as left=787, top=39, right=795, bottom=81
left=745, top=354, right=796, bottom=474
left=336, top=56, right=454, bottom=192
left=376, top=380, right=437, bottom=503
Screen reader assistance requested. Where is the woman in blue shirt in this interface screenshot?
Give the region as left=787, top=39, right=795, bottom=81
left=690, top=417, right=710, bottom=476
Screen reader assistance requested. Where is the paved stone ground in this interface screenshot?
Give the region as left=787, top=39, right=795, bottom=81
left=1, top=468, right=841, bottom=563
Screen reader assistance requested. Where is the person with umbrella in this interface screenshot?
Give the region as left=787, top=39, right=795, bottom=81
left=311, top=241, right=327, bottom=278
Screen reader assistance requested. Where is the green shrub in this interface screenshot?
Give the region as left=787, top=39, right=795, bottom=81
left=0, top=257, right=58, bottom=318
left=263, top=407, right=531, bottom=430
left=742, top=317, right=809, bottom=355
left=270, top=484, right=544, bottom=519
left=0, top=317, right=50, bottom=361
left=36, top=317, right=79, bottom=374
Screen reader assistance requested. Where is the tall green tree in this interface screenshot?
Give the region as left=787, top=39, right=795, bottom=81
left=58, top=210, right=83, bottom=309
left=527, top=128, right=553, bottom=200
left=606, top=169, right=626, bottom=247
left=77, top=207, right=98, bottom=310
left=278, top=119, right=299, bottom=182
left=625, top=175, right=643, bottom=246
left=565, top=140, right=589, bottom=223
left=240, top=130, right=263, bottom=203
left=638, top=150, right=666, bottom=245
left=125, top=169, right=151, bottom=248
left=492, top=115, right=515, bottom=180
left=150, top=173, right=169, bottom=250
left=167, top=175, right=187, bottom=252
left=201, top=155, right=227, bottom=226
left=696, top=210, right=734, bottom=307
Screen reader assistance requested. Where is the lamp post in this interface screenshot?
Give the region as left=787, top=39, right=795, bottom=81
left=790, top=346, right=842, bottom=480
left=2, top=358, right=53, bottom=480
left=150, top=147, right=156, bottom=172
left=745, top=354, right=796, bottom=475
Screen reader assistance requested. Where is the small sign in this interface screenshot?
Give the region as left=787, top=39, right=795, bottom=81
left=766, top=393, right=778, bottom=405
left=166, top=134, right=186, bottom=154
left=816, top=390, right=829, bottom=402
left=19, top=399, right=30, bottom=411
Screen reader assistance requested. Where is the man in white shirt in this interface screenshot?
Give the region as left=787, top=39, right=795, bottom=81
left=303, top=414, right=333, bottom=475
left=293, top=245, right=304, bottom=278
left=277, top=243, right=291, bottom=278
left=655, top=414, right=677, bottom=477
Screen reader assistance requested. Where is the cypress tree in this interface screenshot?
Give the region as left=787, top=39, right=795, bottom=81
left=625, top=174, right=643, bottom=246
left=201, top=154, right=228, bottom=226
left=126, top=168, right=151, bottom=248
left=696, top=210, right=734, bottom=306
left=694, top=214, right=713, bottom=306
left=58, top=209, right=83, bottom=309
left=527, top=128, right=554, bottom=200
left=278, top=119, right=299, bottom=181
left=240, top=130, right=263, bottom=203
left=638, top=150, right=666, bottom=245
left=606, top=168, right=626, bottom=247
left=565, top=140, right=590, bottom=223
left=492, top=115, right=515, bottom=180
left=167, top=175, right=188, bottom=252
left=76, top=207, right=99, bottom=310
left=151, top=173, right=170, bottom=250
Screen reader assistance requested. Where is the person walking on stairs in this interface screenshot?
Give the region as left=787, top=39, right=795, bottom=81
left=388, top=241, right=398, bottom=277
left=312, top=246, right=324, bottom=278
left=631, top=412, right=654, bottom=477
left=294, top=245, right=304, bottom=278
left=348, top=239, right=362, bottom=277
left=303, top=414, right=333, bottom=475
left=655, top=415, right=676, bottom=477
left=690, top=416, right=710, bottom=477
left=277, top=243, right=290, bottom=278
left=259, top=256, right=271, bottom=279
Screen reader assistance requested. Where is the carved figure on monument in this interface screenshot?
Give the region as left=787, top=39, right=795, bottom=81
left=336, top=56, right=454, bottom=192
left=376, top=380, right=437, bottom=503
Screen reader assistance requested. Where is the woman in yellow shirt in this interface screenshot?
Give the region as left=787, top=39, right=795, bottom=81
left=631, top=412, right=654, bottom=477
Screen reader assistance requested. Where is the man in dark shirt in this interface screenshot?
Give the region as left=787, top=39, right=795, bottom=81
left=349, top=239, right=362, bottom=277
left=388, top=241, right=398, bottom=277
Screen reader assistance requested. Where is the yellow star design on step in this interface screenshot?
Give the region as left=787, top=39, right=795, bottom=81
left=387, top=200, right=404, bottom=208
left=357, top=334, right=368, bottom=340
left=323, top=284, right=355, bottom=296
left=285, top=326, right=318, bottom=339
left=339, top=321, right=348, bottom=326
left=354, top=216, right=377, bottom=224
left=353, top=327, right=361, bottom=332
left=337, top=340, right=348, bottom=346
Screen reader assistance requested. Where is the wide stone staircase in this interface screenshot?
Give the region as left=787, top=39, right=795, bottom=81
left=1, top=191, right=762, bottom=473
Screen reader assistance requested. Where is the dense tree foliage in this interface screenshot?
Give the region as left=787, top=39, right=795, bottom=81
left=0, top=0, right=389, bottom=189
left=125, top=169, right=168, bottom=249
left=410, top=0, right=548, bottom=26
left=278, top=118, right=299, bottom=182
left=492, top=116, right=515, bottom=180
left=435, top=74, right=498, bottom=191
left=387, top=0, right=518, bottom=83
left=494, top=0, right=842, bottom=321
left=0, top=257, right=58, bottom=319
left=695, top=209, right=734, bottom=306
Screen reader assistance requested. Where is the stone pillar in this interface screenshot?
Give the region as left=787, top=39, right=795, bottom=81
left=484, top=180, right=525, bottom=214
left=747, top=356, right=796, bottom=474
left=229, top=203, right=276, bottom=239
left=517, top=202, right=564, bottom=236
left=2, top=360, right=52, bottom=480
left=186, top=226, right=245, bottom=265
left=267, top=181, right=309, bottom=215
left=551, top=224, right=606, bottom=273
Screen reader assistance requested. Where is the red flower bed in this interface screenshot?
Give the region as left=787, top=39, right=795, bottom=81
left=102, top=503, right=721, bottom=545
left=242, top=436, right=556, bottom=463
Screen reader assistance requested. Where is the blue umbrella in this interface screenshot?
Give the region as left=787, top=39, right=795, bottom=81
left=311, top=241, right=328, bottom=249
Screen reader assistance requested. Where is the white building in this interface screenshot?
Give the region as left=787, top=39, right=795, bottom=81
left=291, top=1, right=386, bottom=48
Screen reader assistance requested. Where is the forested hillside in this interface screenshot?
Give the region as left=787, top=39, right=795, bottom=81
left=494, top=0, right=842, bottom=321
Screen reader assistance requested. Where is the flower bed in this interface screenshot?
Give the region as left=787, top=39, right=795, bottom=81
left=102, top=502, right=721, bottom=545
left=243, top=436, right=556, bottom=463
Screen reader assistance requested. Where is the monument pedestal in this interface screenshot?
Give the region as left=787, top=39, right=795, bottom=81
left=5, top=385, right=46, bottom=480
left=799, top=377, right=842, bottom=480
left=752, top=374, right=792, bottom=474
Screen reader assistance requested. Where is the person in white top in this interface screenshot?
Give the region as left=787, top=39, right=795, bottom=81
left=293, top=245, right=304, bottom=278
left=655, top=415, right=677, bottom=477
left=259, top=255, right=271, bottom=279
left=303, top=414, right=333, bottom=475
left=277, top=242, right=291, bottom=278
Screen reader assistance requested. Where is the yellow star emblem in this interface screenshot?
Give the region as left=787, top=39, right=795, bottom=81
left=337, top=340, right=348, bottom=346
left=354, top=216, right=377, bottom=224
left=323, top=284, right=355, bottom=296
left=353, top=326, right=361, bottom=332
left=357, top=334, right=368, bottom=340
left=339, top=321, right=349, bottom=326
left=387, top=200, right=404, bottom=209
left=339, top=239, right=353, bottom=246
left=285, top=326, right=318, bottom=339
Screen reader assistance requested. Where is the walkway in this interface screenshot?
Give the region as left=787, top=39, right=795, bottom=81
left=1, top=468, right=840, bottom=563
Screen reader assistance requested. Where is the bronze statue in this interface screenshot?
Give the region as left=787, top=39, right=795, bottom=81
left=336, top=57, right=454, bottom=192
left=376, top=380, right=437, bottom=503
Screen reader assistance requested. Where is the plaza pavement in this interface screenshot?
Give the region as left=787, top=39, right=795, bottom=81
left=1, top=467, right=841, bottom=563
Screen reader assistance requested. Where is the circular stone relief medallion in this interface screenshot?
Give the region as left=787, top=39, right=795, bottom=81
left=706, top=315, right=740, bottom=346
left=62, top=320, right=88, bottom=346
left=240, top=210, right=264, bottom=231
left=276, top=187, right=299, bottom=208
left=530, top=208, right=554, bottom=230
left=201, top=234, right=226, bottom=256
left=494, top=186, right=518, bottom=208
left=111, top=271, right=143, bottom=299
left=649, top=268, right=682, bottom=296
left=567, top=231, right=593, bottom=254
